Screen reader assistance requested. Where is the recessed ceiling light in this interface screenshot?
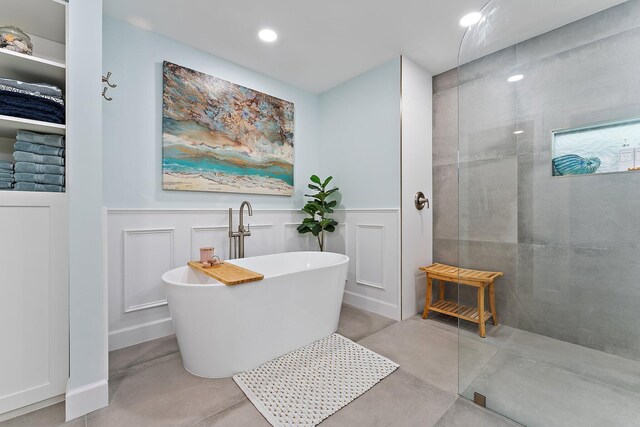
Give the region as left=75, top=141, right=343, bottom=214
left=258, top=29, right=278, bottom=43
left=459, top=12, right=482, bottom=27
left=514, top=130, right=524, bottom=135
left=508, top=74, right=524, bottom=82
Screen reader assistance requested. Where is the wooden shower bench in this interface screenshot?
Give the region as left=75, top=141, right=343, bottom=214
left=419, top=263, right=503, bottom=337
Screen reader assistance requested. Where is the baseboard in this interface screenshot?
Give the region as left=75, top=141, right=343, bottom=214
left=108, top=317, right=174, bottom=351
left=0, top=394, right=64, bottom=423
left=65, top=379, right=108, bottom=421
left=343, top=290, right=400, bottom=321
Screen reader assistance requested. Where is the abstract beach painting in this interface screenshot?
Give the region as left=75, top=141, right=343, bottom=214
left=162, top=61, right=294, bottom=195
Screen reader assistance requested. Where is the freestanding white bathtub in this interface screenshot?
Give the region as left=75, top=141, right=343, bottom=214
left=162, top=251, right=349, bottom=378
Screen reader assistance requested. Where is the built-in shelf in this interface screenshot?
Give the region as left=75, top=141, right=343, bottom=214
left=0, top=115, right=65, bottom=138
left=2, top=0, right=67, bottom=45
left=0, top=48, right=66, bottom=90
left=0, top=189, right=67, bottom=197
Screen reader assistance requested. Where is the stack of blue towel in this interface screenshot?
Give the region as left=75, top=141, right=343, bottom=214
left=0, top=78, right=65, bottom=124
left=13, top=130, right=65, bottom=192
left=0, top=160, right=14, bottom=190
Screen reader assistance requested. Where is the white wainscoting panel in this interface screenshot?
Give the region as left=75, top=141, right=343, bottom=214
left=283, top=223, right=317, bottom=252
left=107, top=208, right=400, bottom=350
left=337, top=211, right=401, bottom=320
left=190, top=226, right=230, bottom=260
left=123, top=228, right=174, bottom=313
left=238, top=224, right=274, bottom=258
left=355, top=225, right=385, bottom=289
left=325, top=223, right=347, bottom=254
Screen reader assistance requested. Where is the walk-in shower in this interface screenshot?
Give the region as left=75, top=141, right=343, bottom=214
left=433, top=0, right=640, bottom=425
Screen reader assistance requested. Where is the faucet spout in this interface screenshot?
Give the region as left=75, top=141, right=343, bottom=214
left=237, top=201, right=253, bottom=258
left=239, top=201, right=253, bottom=232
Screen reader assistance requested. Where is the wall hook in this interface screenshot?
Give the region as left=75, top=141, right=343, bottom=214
left=102, top=71, right=117, bottom=101
left=102, top=87, right=113, bottom=101
left=102, top=72, right=117, bottom=88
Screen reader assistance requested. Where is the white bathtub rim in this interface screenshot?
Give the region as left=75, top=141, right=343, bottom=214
left=162, top=251, right=349, bottom=288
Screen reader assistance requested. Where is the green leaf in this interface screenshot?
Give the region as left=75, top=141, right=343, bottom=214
left=324, top=224, right=336, bottom=233
left=326, top=200, right=337, bottom=208
left=309, top=202, right=326, bottom=213
left=297, top=224, right=311, bottom=234
left=308, top=184, right=321, bottom=191
left=310, top=175, right=321, bottom=185
left=319, top=218, right=333, bottom=227
left=302, top=218, right=317, bottom=224
left=311, top=223, right=322, bottom=236
left=322, top=176, right=333, bottom=187
left=325, top=188, right=339, bottom=195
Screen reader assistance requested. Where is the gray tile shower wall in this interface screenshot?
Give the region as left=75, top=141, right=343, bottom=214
left=432, top=0, right=640, bottom=361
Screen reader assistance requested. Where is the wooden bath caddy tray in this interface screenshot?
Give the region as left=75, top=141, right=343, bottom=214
left=188, top=261, right=264, bottom=286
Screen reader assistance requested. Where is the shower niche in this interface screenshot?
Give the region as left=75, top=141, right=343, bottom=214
left=552, top=118, right=640, bottom=176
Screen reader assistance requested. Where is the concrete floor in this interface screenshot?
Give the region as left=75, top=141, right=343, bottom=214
left=1, top=304, right=542, bottom=427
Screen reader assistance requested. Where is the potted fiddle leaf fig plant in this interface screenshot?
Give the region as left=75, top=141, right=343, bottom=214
left=297, top=175, right=339, bottom=251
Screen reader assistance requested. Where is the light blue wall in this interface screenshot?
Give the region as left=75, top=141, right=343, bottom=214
left=318, top=58, right=401, bottom=208
left=103, top=17, right=400, bottom=210
left=102, top=17, right=319, bottom=209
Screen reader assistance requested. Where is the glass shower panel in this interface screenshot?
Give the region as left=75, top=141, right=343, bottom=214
left=456, top=1, right=640, bottom=425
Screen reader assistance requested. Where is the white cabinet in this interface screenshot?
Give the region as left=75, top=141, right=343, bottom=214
left=0, top=192, right=68, bottom=414
left=0, top=0, right=69, bottom=417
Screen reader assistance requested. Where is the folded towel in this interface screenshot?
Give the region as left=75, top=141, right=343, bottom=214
left=14, top=182, right=64, bottom=192
left=0, top=78, right=62, bottom=98
left=13, top=151, right=65, bottom=166
left=0, top=84, right=64, bottom=106
left=0, top=160, right=13, bottom=171
left=0, top=89, right=65, bottom=124
left=15, top=162, right=64, bottom=175
left=15, top=173, right=64, bottom=186
left=16, top=130, right=65, bottom=148
left=0, top=181, right=14, bottom=189
left=14, top=141, right=65, bottom=157
left=0, top=172, right=13, bottom=180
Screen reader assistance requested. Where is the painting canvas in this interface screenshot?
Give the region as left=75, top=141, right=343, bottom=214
left=552, top=119, right=640, bottom=176
left=162, top=61, right=294, bottom=195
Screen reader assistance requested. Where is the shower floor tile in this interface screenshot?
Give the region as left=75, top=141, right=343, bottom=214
left=435, top=398, right=519, bottom=427
left=462, top=350, right=640, bottom=427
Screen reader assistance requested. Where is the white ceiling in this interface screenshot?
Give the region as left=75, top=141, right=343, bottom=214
left=103, top=0, right=627, bottom=93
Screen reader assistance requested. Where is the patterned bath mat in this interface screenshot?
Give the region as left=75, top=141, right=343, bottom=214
left=233, top=333, right=399, bottom=427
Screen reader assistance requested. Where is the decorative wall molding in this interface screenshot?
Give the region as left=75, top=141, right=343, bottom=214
left=123, top=228, right=174, bottom=313
left=190, top=225, right=229, bottom=260
left=355, top=224, right=385, bottom=289
left=107, top=208, right=401, bottom=350
left=282, top=223, right=316, bottom=252
left=326, top=223, right=348, bottom=254
left=191, top=224, right=274, bottom=260
left=107, top=208, right=401, bottom=214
